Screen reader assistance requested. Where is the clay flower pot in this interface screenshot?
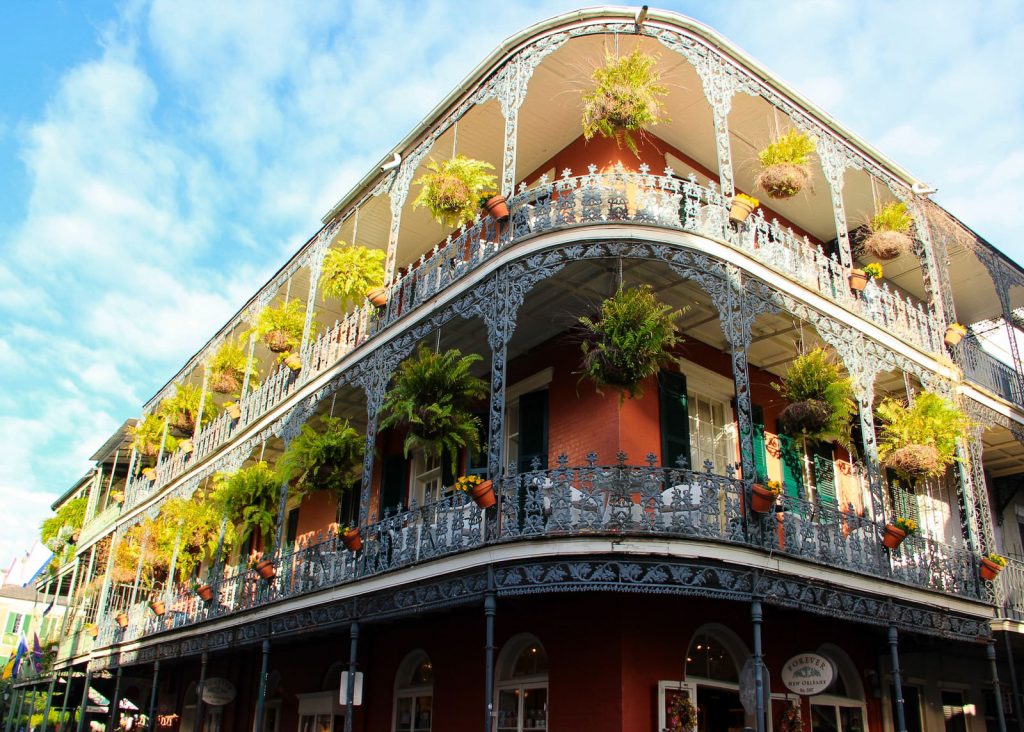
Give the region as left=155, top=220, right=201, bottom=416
left=149, top=600, right=166, bottom=617
left=980, top=557, right=1005, bottom=582
left=470, top=479, right=496, bottom=509
left=284, top=353, right=302, bottom=371
left=882, top=524, right=907, bottom=550
left=849, top=269, right=869, bottom=292
left=729, top=195, right=758, bottom=223
left=342, top=530, right=363, bottom=553
left=226, top=403, right=242, bottom=420
left=944, top=323, right=967, bottom=347
left=483, top=195, right=510, bottom=221
left=115, top=613, right=129, bottom=629
left=366, top=286, right=388, bottom=308
left=750, top=483, right=779, bottom=513
left=255, top=559, right=276, bottom=581
left=195, top=584, right=214, bottom=603
left=179, top=439, right=193, bottom=455
left=86, top=625, right=98, bottom=639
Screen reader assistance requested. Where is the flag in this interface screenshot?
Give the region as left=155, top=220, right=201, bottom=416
left=42, top=593, right=55, bottom=616
left=1, top=650, right=14, bottom=680
left=10, top=636, right=27, bottom=678
left=33, top=633, right=43, bottom=669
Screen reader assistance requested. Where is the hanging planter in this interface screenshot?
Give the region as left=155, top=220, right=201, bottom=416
left=149, top=599, right=166, bottom=617
left=750, top=481, right=782, bottom=513
left=414, top=155, right=498, bottom=229
left=253, top=558, right=276, bottom=581
left=729, top=193, right=759, bottom=223
left=876, top=393, right=972, bottom=483
left=980, top=553, right=1007, bottom=581
left=194, top=584, right=214, bottom=602
left=159, top=383, right=215, bottom=437
left=944, top=323, right=967, bottom=347
left=340, top=526, right=363, bottom=553
left=208, top=338, right=253, bottom=395
left=130, top=414, right=179, bottom=458
left=862, top=202, right=914, bottom=260
left=366, top=286, right=388, bottom=308
left=756, top=130, right=815, bottom=200
left=224, top=402, right=242, bottom=420
left=773, top=349, right=855, bottom=445
left=581, top=49, right=669, bottom=156
left=319, top=244, right=387, bottom=312
left=251, top=300, right=308, bottom=354
left=482, top=194, right=509, bottom=221
left=179, top=439, right=193, bottom=455
left=142, top=467, right=157, bottom=481
left=882, top=517, right=917, bottom=550
left=85, top=623, right=98, bottom=639
left=456, top=475, right=496, bottom=509
left=115, top=612, right=129, bottom=629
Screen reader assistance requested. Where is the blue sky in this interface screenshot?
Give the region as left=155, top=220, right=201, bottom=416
left=1, top=0, right=1023, bottom=569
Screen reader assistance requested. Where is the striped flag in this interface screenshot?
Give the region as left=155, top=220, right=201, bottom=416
left=9, top=637, right=27, bottom=678
left=1, top=650, right=14, bottom=680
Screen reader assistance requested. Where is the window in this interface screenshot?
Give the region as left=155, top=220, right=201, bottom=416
left=809, top=645, right=867, bottom=732
left=496, top=635, right=548, bottom=732
left=660, top=366, right=737, bottom=475
left=688, top=391, right=733, bottom=475
left=394, top=650, right=433, bottom=732
left=684, top=625, right=764, bottom=732
left=412, top=453, right=443, bottom=506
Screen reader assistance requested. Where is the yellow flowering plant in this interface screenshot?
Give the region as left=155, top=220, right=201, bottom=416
left=986, top=552, right=1008, bottom=567
left=454, top=475, right=484, bottom=493
left=764, top=479, right=782, bottom=496
left=893, top=517, right=917, bottom=535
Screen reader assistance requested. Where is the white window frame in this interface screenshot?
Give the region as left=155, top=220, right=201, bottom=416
left=809, top=695, right=868, bottom=732
left=494, top=634, right=549, bottom=732
left=411, top=452, right=443, bottom=507
left=678, top=361, right=738, bottom=476
left=657, top=680, right=698, bottom=732
left=503, top=368, right=554, bottom=471
left=393, top=650, right=433, bottom=732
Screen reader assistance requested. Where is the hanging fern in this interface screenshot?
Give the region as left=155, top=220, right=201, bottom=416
left=131, top=413, right=179, bottom=457
left=208, top=338, right=256, bottom=395
left=876, top=392, right=972, bottom=482
left=278, top=416, right=364, bottom=498
left=250, top=299, right=312, bottom=354
left=158, top=383, right=216, bottom=435
left=212, top=462, right=284, bottom=552
left=319, top=244, right=387, bottom=311
left=582, top=49, right=669, bottom=156
left=413, top=156, right=497, bottom=228
left=772, top=348, right=855, bottom=446
left=380, top=345, right=488, bottom=472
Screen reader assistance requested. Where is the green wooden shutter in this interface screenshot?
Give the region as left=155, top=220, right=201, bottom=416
left=285, top=508, right=300, bottom=547
left=751, top=404, right=769, bottom=483
left=3, top=612, right=14, bottom=634
left=517, top=390, right=549, bottom=473
left=379, top=454, right=407, bottom=514
left=889, top=475, right=920, bottom=525
left=812, top=443, right=837, bottom=506
left=776, top=420, right=804, bottom=500
left=660, top=371, right=691, bottom=468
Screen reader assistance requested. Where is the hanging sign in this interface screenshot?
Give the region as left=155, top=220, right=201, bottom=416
left=201, top=678, right=236, bottom=706
left=781, top=654, right=834, bottom=696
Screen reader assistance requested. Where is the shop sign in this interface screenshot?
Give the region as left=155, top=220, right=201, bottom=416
left=781, top=654, right=834, bottom=696
left=202, top=678, right=236, bottom=706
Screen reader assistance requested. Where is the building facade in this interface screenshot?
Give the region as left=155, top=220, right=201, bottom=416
left=11, top=7, right=1024, bottom=732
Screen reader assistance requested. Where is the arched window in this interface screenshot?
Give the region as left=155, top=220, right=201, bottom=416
left=496, top=634, right=548, bottom=732
left=683, top=624, right=764, bottom=732
left=809, top=644, right=867, bottom=732
left=393, top=650, right=433, bottom=732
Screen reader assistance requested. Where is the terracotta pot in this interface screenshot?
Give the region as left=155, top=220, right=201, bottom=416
left=750, top=484, right=778, bottom=513
left=483, top=195, right=510, bottom=221
left=729, top=196, right=757, bottom=223
left=284, top=353, right=302, bottom=371
left=255, top=559, right=276, bottom=580
left=882, top=524, right=907, bottom=550
left=86, top=625, right=98, bottom=639
left=142, top=468, right=156, bottom=481
left=179, top=439, right=193, bottom=455
left=342, top=530, right=363, bottom=553
left=470, top=479, right=496, bottom=509
left=980, top=557, right=1005, bottom=582
left=196, top=584, right=214, bottom=602
left=366, top=286, right=388, bottom=308
left=849, top=269, right=869, bottom=292
left=944, top=324, right=967, bottom=347
left=115, top=613, right=129, bottom=629
left=149, top=600, right=166, bottom=617
left=226, top=403, right=242, bottom=420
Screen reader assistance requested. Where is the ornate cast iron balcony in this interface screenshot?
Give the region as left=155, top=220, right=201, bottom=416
left=119, top=167, right=952, bottom=513
left=94, top=454, right=985, bottom=650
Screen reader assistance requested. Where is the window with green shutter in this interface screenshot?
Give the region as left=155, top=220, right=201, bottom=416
left=812, top=443, right=837, bottom=506
left=660, top=371, right=690, bottom=469
left=3, top=612, right=14, bottom=634
left=517, top=390, right=548, bottom=473
left=889, top=474, right=920, bottom=526
left=379, top=454, right=408, bottom=515
left=751, top=405, right=769, bottom=483
left=777, top=422, right=804, bottom=501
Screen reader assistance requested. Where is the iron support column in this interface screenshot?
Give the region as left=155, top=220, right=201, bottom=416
left=344, top=623, right=359, bottom=732
left=888, top=626, right=906, bottom=732
left=5, top=687, right=22, bottom=732
left=40, top=673, right=57, bottom=732
left=254, top=640, right=271, bottom=732
left=107, top=667, right=122, bottom=732
left=75, top=669, right=92, bottom=732
left=752, top=600, right=765, bottom=732
left=193, top=651, right=208, bottom=732
left=989, top=640, right=1008, bottom=732
left=484, top=591, right=496, bottom=732
left=1004, top=631, right=1024, bottom=732
left=147, top=660, right=160, bottom=732
left=58, top=670, right=72, bottom=731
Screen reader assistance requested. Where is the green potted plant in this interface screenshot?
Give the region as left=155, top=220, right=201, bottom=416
left=380, top=345, right=488, bottom=473
left=581, top=48, right=669, bottom=156
left=454, top=474, right=495, bottom=509
left=772, top=348, right=855, bottom=446
left=578, top=285, right=683, bottom=400
left=980, top=552, right=1008, bottom=581
left=876, top=392, right=973, bottom=483
left=278, top=416, right=364, bottom=499
left=729, top=193, right=759, bottom=223
left=882, top=515, right=917, bottom=550
left=191, top=577, right=215, bottom=603
left=319, top=244, right=387, bottom=311
left=158, top=383, right=216, bottom=437
left=863, top=201, right=913, bottom=260
left=413, top=155, right=498, bottom=228
left=944, top=323, right=968, bottom=347
left=750, top=479, right=782, bottom=513
left=208, top=337, right=255, bottom=395
left=755, top=129, right=816, bottom=200
left=250, top=299, right=309, bottom=354
left=130, top=413, right=179, bottom=457
left=212, top=461, right=285, bottom=562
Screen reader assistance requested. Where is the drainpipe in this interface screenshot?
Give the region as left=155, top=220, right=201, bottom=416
left=888, top=627, right=906, bottom=732
left=344, top=623, right=359, bottom=732
left=484, top=591, right=497, bottom=732
left=254, top=640, right=271, bottom=732
left=989, top=640, right=1008, bottom=732
left=147, top=660, right=160, bottom=732
left=107, top=667, right=122, bottom=732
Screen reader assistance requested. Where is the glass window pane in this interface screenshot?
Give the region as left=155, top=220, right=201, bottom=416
left=395, top=698, right=413, bottom=731
left=522, top=687, right=547, bottom=730
left=840, top=706, right=865, bottom=732
left=811, top=704, right=838, bottom=732
left=497, top=689, right=520, bottom=731
left=414, top=695, right=432, bottom=732
left=512, top=643, right=549, bottom=677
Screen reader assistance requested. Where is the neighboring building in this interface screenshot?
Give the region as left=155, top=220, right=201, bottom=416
left=1, top=542, right=53, bottom=589
left=14, top=7, right=1024, bottom=732
left=0, top=585, right=64, bottom=666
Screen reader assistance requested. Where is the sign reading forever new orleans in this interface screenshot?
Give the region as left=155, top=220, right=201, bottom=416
left=781, top=654, right=834, bottom=696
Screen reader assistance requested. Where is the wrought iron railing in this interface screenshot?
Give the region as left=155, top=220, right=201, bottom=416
left=959, top=337, right=1024, bottom=407
left=996, top=556, right=1024, bottom=620
left=77, top=502, right=122, bottom=546
left=94, top=456, right=986, bottom=649
left=118, top=167, right=949, bottom=524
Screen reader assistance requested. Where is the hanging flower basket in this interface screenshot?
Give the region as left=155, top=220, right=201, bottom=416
left=254, top=559, right=276, bottom=581
left=729, top=193, right=759, bottom=223
left=886, top=444, right=940, bottom=481
left=264, top=329, right=291, bottom=353
left=483, top=194, right=509, bottom=221
left=750, top=482, right=781, bottom=513
left=863, top=230, right=912, bottom=260
left=149, top=600, right=166, bottom=617
left=195, top=584, right=214, bottom=602
left=944, top=323, right=967, bottom=347
left=980, top=554, right=1007, bottom=581
left=849, top=268, right=869, bottom=291
left=211, top=369, right=242, bottom=395
left=341, top=528, right=363, bottom=553
left=882, top=524, right=907, bottom=550
left=778, top=399, right=832, bottom=436
left=366, top=286, right=388, bottom=308
left=115, top=613, right=129, bottom=629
